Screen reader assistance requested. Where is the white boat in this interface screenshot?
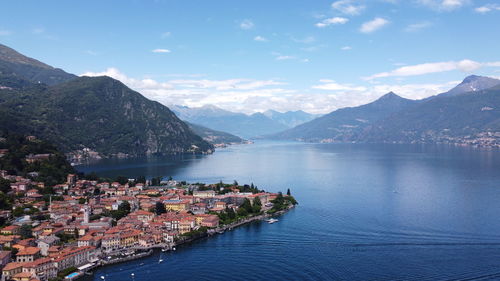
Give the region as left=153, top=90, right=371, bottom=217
left=161, top=248, right=168, bottom=252
left=158, top=258, right=164, bottom=263
left=266, top=218, right=279, bottom=224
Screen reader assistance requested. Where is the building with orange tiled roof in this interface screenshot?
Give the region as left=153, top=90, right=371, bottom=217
left=16, top=247, right=40, bottom=262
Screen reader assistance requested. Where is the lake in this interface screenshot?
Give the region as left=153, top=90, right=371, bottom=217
left=78, top=141, right=500, bottom=281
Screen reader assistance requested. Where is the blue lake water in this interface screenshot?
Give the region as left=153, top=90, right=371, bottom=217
left=78, top=141, right=500, bottom=281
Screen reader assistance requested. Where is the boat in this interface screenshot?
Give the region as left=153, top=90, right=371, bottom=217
left=266, top=218, right=279, bottom=224
left=158, top=258, right=164, bottom=263
left=172, top=247, right=176, bottom=251
left=161, top=248, right=168, bottom=252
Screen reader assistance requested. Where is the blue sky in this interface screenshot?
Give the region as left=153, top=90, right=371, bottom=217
left=1, top=0, right=500, bottom=114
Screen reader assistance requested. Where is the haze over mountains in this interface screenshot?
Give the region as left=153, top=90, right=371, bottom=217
left=0, top=44, right=212, bottom=158
left=269, top=75, right=500, bottom=147
left=170, top=104, right=317, bottom=139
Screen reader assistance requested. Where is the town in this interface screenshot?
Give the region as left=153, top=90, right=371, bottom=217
left=0, top=135, right=297, bottom=281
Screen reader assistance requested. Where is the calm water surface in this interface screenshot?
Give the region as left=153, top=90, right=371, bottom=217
left=78, top=141, right=500, bottom=281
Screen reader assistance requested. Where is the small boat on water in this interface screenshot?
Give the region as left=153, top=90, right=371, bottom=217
left=161, top=248, right=168, bottom=252
left=172, top=247, right=176, bottom=251
left=266, top=218, right=279, bottom=224
left=158, top=258, right=164, bottom=263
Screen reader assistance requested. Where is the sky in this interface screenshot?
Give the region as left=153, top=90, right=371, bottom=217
left=1, top=0, right=500, bottom=114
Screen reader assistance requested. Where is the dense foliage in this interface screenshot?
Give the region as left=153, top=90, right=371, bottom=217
left=0, top=134, right=75, bottom=186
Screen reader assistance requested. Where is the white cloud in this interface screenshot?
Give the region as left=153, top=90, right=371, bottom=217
left=360, top=17, right=390, bottom=33
left=240, top=19, right=254, bottom=30
left=84, top=50, right=97, bottom=56
left=365, top=59, right=500, bottom=80
left=276, top=55, right=295, bottom=61
left=291, top=36, right=316, bottom=44
left=308, top=79, right=460, bottom=113
left=405, top=21, right=432, bottom=32
left=315, top=17, right=349, bottom=28
left=341, top=46, right=352, bottom=50
left=417, top=0, right=470, bottom=11
left=254, top=36, right=268, bottom=42
left=152, top=49, right=171, bottom=53
left=0, top=29, right=11, bottom=36
left=475, top=4, right=500, bottom=13
left=32, top=27, right=45, bottom=34
left=79, top=68, right=296, bottom=113
left=79, top=68, right=482, bottom=114
left=331, top=0, right=365, bottom=15
left=161, top=31, right=171, bottom=38
left=313, top=80, right=367, bottom=91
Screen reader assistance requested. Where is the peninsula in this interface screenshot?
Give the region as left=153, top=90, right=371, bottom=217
left=0, top=134, right=297, bottom=281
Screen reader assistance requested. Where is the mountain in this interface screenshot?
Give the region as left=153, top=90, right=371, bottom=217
left=262, top=109, right=318, bottom=128
left=0, top=45, right=213, bottom=157
left=0, top=43, right=76, bottom=86
left=359, top=85, right=500, bottom=145
left=437, top=75, right=500, bottom=98
left=170, top=105, right=287, bottom=138
left=269, top=92, right=416, bottom=142
left=186, top=122, right=245, bottom=145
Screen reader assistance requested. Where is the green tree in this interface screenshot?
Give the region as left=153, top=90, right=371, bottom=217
left=287, top=188, right=291, bottom=196
left=253, top=197, right=262, bottom=213
left=241, top=198, right=253, bottom=214
left=115, top=176, right=129, bottom=185
left=19, top=224, right=33, bottom=239
left=0, top=178, right=11, bottom=193
left=155, top=201, right=167, bottom=215
left=237, top=207, right=248, bottom=217
left=78, top=197, right=86, bottom=204
left=226, top=206, right=236, bottom=220
left=136, top=176, right=146, bottom=184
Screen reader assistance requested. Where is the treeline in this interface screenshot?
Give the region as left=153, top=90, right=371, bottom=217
left=0, top=133, right=75, bottom=186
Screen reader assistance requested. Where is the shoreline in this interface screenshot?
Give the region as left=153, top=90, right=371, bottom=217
left=78, top=204, right=296, bottom=280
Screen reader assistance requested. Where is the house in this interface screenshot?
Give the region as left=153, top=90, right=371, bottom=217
left=1, top=225, right=21, bottom=235
left=193, top=190, right=216, bottom=198
left=0, top=250, right=11, bottom=269
left=16, top=247, right=41, bottom=262
left=50, top=246, right=96, bottom=270
left=2, top=262, right=26, bottom=281
left=37, top=236, right=60, bottom=256
left=164, top=200, right=190, bottom=212
left=21, top=257, right=57, bottom=281
left=128, top=210, right=154, bottom=223
left=200, top=215, right=219, bottom=228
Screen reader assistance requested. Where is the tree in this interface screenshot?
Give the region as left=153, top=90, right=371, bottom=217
left=78, top=197, right=86, bottom=204
left=253, top=197, right=262, bottom=213
left=226, top=206, right=236, bottom=220
left=0, top=178, right=12, bottom=193
left=240, top=198, right=253, bottom=214
left=237, top=207, right=248, bottom=217
left=233, top=180, right=238, bottom=186
left=118, top=201, right=131, bottom=213
left=136, top=176, right=146, bottom=184
left=19, top=224, right=33, bottom=239
left=0, top=192, right=12, bottom=210
left=115, top=176, right=129, bottom=185
left=287, top=188, right=291, bottom=196
left=155, top=201, right=166, bottom=215
left=151, top=177, right=162, bottom=186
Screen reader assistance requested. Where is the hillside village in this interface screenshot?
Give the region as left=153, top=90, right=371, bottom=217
left=0, top=135, right=297, bottom=281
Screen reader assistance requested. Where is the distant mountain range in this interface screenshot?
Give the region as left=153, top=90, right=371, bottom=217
left=170, top=104, right=317, bottom=138
left=0, top=44, right=213, bottom=157
left=269, top=75, right=500, bottom=148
